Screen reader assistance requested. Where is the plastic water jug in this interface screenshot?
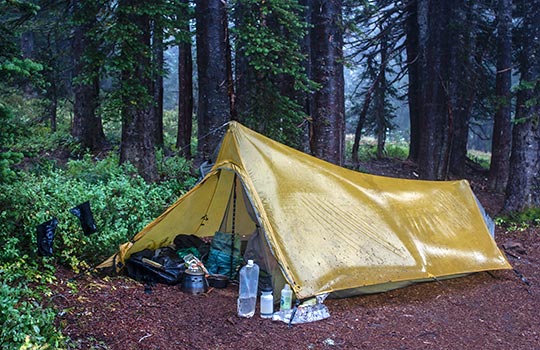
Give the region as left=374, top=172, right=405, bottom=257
left=237, top=260, right=259, bottom=318
left=260, top=287, right=273, bottom=318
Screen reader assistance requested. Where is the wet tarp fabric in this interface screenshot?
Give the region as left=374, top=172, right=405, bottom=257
left=99, top=122, right=511, bottom=299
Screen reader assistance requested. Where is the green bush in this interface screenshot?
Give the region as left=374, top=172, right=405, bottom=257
left=385, top=143, right=409, bottom=159
left=0, top=102, right=25, bottom=183
left=0, top=259, right=65, bottom=350
left=0, top=152, right=195, bottom=269
left=496, top=207, right=540, bottom=231
left=0, top=104, right=196, bottom=348
left=346, top=138, right=409, bottom=163
left=467, top=150, right=491, bottom=170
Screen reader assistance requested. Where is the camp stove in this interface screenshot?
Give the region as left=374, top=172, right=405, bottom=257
left=181, top=268, right=208, bottom=294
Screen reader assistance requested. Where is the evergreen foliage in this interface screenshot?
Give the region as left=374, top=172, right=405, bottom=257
left=232, top=0, right=315, bottom=148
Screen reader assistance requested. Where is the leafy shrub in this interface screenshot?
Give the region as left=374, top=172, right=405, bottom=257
left=0, top=102, right=24, bottom=183
left=346, top=137, right=409, bottom=163
left=0, top=152, right=195, bottom=269
left=467, top=150, right=491, bottom=170
left=384, top=143, right=409, bottom=159
left=0, top=258, right=65, bottom=350
left=496, top=207, right=540, bottom=231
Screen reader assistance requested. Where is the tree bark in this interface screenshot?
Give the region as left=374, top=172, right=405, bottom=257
left=71, top=0, right=106, bottom=152
left=299, top=0, right=312, bottom=153
left=351, top=85, right=374, bottom=164
left=410, top=0, right=473, bottom=180
left=503, top=2, right=540, bottom=212
left=375, top=25, right=388, bottom=159
left=152, top=21, right=164, bottom=148
left=405, top=0, right=420, bottom=162
left=447, top=0, right=470, bottom=176
left=195, top=0, right=231, bottom=162
left=119, top=0, right=158, bottom=182
left=488, top=0, right=513, bottom=192
left=21, top=31, right=38, bottom=98
left=309, top=0, right=345, bottom=165
left=416, top=0, right=448, bottom=180
left=176, top=0, right=193, bottom=159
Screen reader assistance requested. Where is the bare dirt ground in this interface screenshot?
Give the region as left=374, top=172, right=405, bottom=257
left=51, top=159, right=540, bottom=349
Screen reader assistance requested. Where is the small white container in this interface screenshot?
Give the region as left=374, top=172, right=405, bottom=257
left=280, top=284, right=293, bottom=311
left=260, top=287, right=274, bottom=319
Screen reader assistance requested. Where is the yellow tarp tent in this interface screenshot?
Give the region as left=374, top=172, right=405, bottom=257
left=99, top=122, right=511, bottom=299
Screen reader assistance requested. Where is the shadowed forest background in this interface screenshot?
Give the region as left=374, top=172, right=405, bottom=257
left=1, top=0, right=539, bottom=348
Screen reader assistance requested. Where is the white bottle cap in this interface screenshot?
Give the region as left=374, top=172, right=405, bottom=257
left=247, top=259, right=254, bottom=266
left=284, top=284, right=290, bottom=290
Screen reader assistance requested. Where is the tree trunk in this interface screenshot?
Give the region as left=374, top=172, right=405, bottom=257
left=448, top=1, right=478, bottom=176
left=351, top=87, right=373, bottom=164
left=21, top=31, right=38, bottom=98
left=413, top=0, right=465, bottom=180
left=119, top=0, right=158, bottom=182
left=176, top=0, right=193, bottom=159
left=488, top=0, right=513, bottom=192
left=71, top=0, right=106, bottom=152
left=299, top=0, right=312, bottom=153
left=47, top=87, right=58, bottom=132
left=375, top=25, right=388, bottom=159
left=152, top=21, right=164, bottom=148
left=405, top=0, right=420, bottom=162
left=44, top=32, right=58, bottom=132
left=309, top=0, right=345, bottom=165
left=195, top=0, right=231, bottom=162
left=503, top=2, right=540, bottom=212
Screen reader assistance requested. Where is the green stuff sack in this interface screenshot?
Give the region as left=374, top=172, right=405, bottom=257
left=205, top=232, right=242, bottom=278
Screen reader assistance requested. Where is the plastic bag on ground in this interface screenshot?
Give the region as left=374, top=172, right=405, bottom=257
left=272, top=303, right=331, bottom=324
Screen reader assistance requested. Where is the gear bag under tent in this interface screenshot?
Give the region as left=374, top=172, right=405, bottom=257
left=98, top=122, right=511, bottom=300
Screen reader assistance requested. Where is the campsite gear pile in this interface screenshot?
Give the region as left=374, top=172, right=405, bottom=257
left=125, top=234, right=211, bottom=287
left=125, top=248, right=185, bottom=286
left=239, top=265, right=330, bottom=324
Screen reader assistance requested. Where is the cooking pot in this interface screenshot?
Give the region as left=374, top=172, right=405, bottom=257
left=207, top=274, right=229, bottom=289
left=181, top=269, right=208, bottom=294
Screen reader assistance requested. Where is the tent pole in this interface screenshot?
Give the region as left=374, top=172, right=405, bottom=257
left=231, top=174, right=237, bottom=277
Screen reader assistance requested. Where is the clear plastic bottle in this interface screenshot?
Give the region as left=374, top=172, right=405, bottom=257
left=280, top=284, right=293, bottom=311
left=237, top=260, right=259, bottom=318
left=260, top=287, right=274, bottom=319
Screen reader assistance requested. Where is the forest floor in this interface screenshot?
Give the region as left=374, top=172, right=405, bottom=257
left=50, top=158, right=540, bottom=350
